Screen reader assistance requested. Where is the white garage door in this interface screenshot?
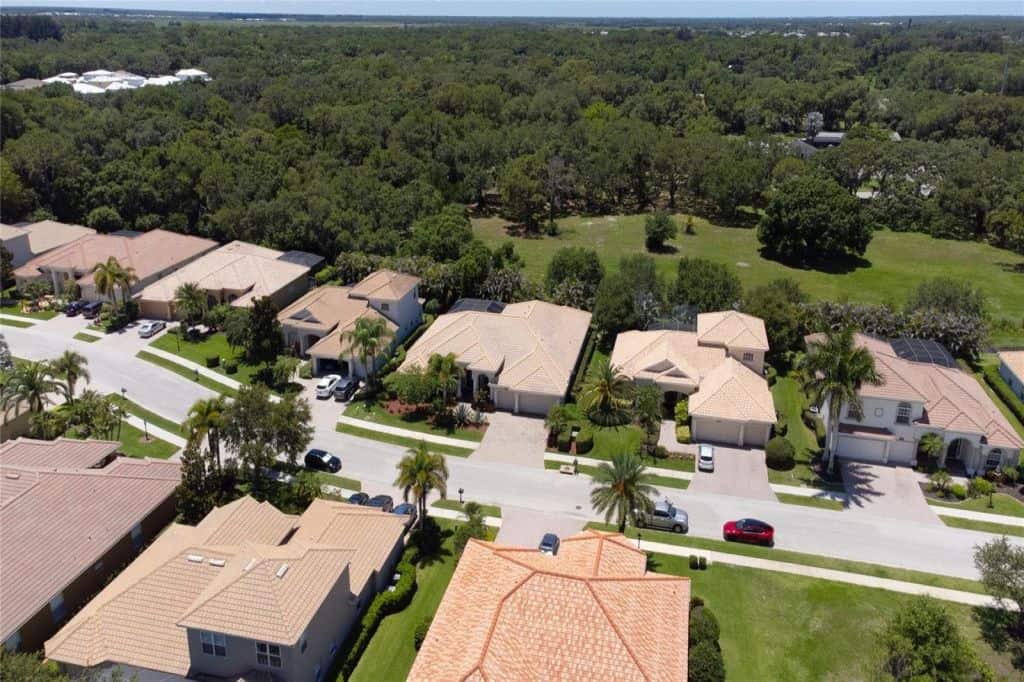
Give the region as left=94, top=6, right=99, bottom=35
left=888, top=440, right=917, bottom=466
left=743, top=423, right=770, bottom=448
left=694, top=418, right=741, bottom=446
left=837, top=435, right=887, bottom=463
left=516, top=393, right=558, bottom=416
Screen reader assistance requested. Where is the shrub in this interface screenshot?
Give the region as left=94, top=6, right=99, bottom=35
left=811, top=415, right=826, bottom=446
left=968, top=476, right=995, bottom=501
left=652, top=445, right=668, bottom=460
left=205, top=355, right=220, bottom=368
left=424, top=299, right=440, bottom=316
left=698, top=555, right=707, bottom=570
left=765, top=364, right=778, bottom=386
left=929, top=469, right=952, bottom=496
left=690, top=596, right=705, bottom=609
left=557, top=429, right=572, bottom=452
left=983, top=365, right=1024, bottom=425
left=765, top=436, right=796, bottom=470
left=689, top=554, right=699, bottom=570
left=413, top=616, right=433, bottom=650
left=298, top=361, right=313, bottom=380
left=674, top=399, right=689, bottom=425
left=688, top=640, right=726, bottom=682
left=773, top=420, right=788, bottom=437
left=575, top=428, right=594, bottom=454
left=1003, top=466, right=1020, bottom=486
left=222, top=359, right=238, bottom=374
left=689, top=607, right=721, bottom=645
left=951, top=483, right=967, bottom=500
left=676, top=425, right=691, bottom=443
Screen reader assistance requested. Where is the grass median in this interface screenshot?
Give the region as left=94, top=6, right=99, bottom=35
left=431, top=499, right=502, bottom=518
left=776, top=492, right=844, bottom=511
left=107, top=393, right=185, bottom=437
left=73, top=332, right=100, bottom=343
left=545, top=459, right=690, bottom=490
left=336, top=423, right=475, bottom=457
left=940, top=515, right=1024, bottom=538
left=136, top=350, right=239, bottom=398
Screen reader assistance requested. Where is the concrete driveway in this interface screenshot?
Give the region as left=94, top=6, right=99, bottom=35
left=92, top=319, right=171, bottom=355
left=840, top=460, right=941, bottom=525
left=686, top=445, right=777, bottom=501
left=471, top=412, right=548, bottom=468
left=496, top=506, right=586, bottom=546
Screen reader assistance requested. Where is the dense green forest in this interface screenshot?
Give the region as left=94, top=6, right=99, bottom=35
left=1, top=16, right=1023, bottom=265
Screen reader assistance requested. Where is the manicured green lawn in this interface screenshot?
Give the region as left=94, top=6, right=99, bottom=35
left=73, top=332, right=100, bottom=343
left=136, top=350, right=239, bottom=398
left=0, top=318, right=33, bottom=328
left=0, top=303, right=59, bottom=320
left=335, top=423, right=475, bottom=457
left=310, top=471, right=362, bottom=492
left=768, top=377, right=842, bottom=490
left=776, top=492, right=844, bottom=511
left=928, top=492, right=1024, bottom=518
left=70, top=422, right=178, bottom=460
left=150, top=332, right=262, bottom=385
left=432, top=499, right=503, bottom=518
left=941, top=516, right=1024, bottom=538
left=344, top=399, right=484, bottom=442
left=474, top=214, right=1024, bottom=340
left=545, top=460, right=689, bottom=489
left=649, top=554, right=1017, bottom=680
left=586, top=522, right=985, bottom=594
left=107, top=394, right=185, bottom=437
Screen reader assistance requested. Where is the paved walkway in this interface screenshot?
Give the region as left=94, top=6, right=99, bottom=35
left=931, top=505, right=1024, bottom=526
left=658, top=419, right=688, bottom=453
left=428, top=505, right=503, bottom=528
left=1, top=312, right=37, bottom=325
left=337, top=415, right=480, bottom=450
left=639, top=537, right=996, bottom=608
left=471, top=412, right=546, bottom=468
left=122, top=414, right=187, bottom=450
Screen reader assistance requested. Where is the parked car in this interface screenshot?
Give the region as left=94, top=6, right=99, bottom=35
left=81, top=301, right=103, bottom=319
left=303, top=448, right=341, bottom=473
left=723, top=518, right=774, bottom=546
left=538, top=533, right=560, bottom=555
left=393, top=502, right=418, bottom=526
left=315, top=374, right=342, bottom=399
left=697, top=444, right=715, bottom=473
left=333, top=377, right=358, bottom=402
left=64, top=300, right=85, bottom=317
left=367, top=495, right=394, bottom=513
left=634, top=499, right=689, bottom=533
left=137, top=320, right=166, bottom=338
left=348, top=492, right=369, bottom=505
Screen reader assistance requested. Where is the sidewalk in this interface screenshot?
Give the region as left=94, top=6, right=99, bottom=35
left=143, top=346, right=245, bottom=393
left=930, top=505, right=1024, bottom=527
left=1, top=312, right=37, bottom=325
left=338, top=415, right=480, bottom=450
left=122, top=414, right=187, bottom=449
left=428, top=505, right=502, bottom=528
left=639, top=537, right=996, bottom=608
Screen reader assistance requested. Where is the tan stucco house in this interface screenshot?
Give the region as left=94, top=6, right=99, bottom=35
left=999, top=350, right=1024, bottom=402
left=2, top=220, right=95, bottom=268
left=610, top=311, right=775, bottom=447
left=400, top=300, right=592, bottom=416
left=278, top=270, right=422, bottom=378
left=46, top=496, right=407, bottom=682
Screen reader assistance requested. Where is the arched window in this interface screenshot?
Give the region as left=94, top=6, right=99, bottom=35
left=896, top=402, right=912, bottom=425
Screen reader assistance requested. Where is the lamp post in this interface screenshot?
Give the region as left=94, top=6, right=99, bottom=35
left=458, top=487, right=464, bottom=504
left=637, top=531, right=642, bottom=550
left=119, top=388, right=126, bottom=439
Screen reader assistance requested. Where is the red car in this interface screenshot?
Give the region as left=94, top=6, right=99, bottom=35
left=723, top=518, right=774, bottom=546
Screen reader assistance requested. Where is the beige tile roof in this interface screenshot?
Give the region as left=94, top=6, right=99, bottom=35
left=6, top=220, right=95, bottom=256
left=0, top=436, right=118, bottom=470
left=409, top=529, right=689, bottom=682
left=136, top=241, right=311, bottom=308
left=14, top=229, right=217, bottom=285
left=689, top=357, right=777, bottom=424
left=1, top=443, right=180, bottom=643
left=46, top=495, right=406, bottom=676
left=278, top=285, right=363, bottom=333
left=697, top=311, right=769, bottom=351
left=611, top=330, right=727, bottom=393
left=1, top=223, right=27, bottom=241
left=999, top=351, right=1024, bottom=382
left=402, top=300, right=592, bottom=398
left=348, top=269, right=420, bottom=301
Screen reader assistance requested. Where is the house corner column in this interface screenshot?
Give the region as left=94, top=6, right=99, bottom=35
left=737, top=422, right=745, bottom=447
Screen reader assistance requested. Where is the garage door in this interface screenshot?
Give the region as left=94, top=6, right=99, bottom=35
left=742, top=423, right=770, bottom=448
left=694, top=418, right=741, bottom=446
left=836, top=434, right=887, bottom=463
left=888, top=440, right=917, bottom=466
left=516, top=393, right=558, bottom=416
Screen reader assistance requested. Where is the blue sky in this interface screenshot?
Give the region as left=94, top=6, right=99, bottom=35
left=7, top=1, right=1024, bottom=17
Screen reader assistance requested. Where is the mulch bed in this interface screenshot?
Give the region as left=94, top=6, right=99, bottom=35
left=383, top=399, right=488, bottom=434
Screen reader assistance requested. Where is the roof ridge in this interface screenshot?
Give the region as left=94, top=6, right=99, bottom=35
left=584, top=580, right=650, bottom=681
left=467, top=561, right=538, bottom=679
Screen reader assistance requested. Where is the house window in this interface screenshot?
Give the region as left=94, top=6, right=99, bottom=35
left=380, top=302, right=390, bottom=312
left=4, top=631, right=21, bottom=653
left=987, top=449, right=1005, bottom=469
left=845, top=404, right=860, bottom=421
left=130, top=523, right=144, bottom=551
left=896, top=403, right=911, bottom=425
left=742, top=352, right=754, bottom=362
left=49, top=594, right=66, bottom=624
left=256, top=642, right=283, bottom=668
left=200, top=631, right=227, bottom=657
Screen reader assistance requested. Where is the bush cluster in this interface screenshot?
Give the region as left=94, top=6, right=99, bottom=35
left=557, top=429, right=572, bottom=452
left=688, top=601, right=725, bottom=682
left=765, top=436, right=796, bottom=470
left=222, top=359, right=238, bottom=374
left=575, top=428, right=594, bottom=454
left=204, top=355, right=220, bottom=368
left=413, top=616, right=433, bottom=650
left=951, top=483, right=968, bottom=500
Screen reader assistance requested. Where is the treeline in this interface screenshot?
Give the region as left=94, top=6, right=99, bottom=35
left=1, top=18, right=1023, bottom=259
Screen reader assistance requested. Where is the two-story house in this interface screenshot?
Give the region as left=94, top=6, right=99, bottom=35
left=46, top=496, right=408, bottom=682
left=999, top=351, right=1024, bottom=401
left=277, top=269, right=423, bottom=378
left=810, top=333, right=1022, bottom=474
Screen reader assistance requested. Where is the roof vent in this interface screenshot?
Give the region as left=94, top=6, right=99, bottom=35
left=209, top=558, right=226, bottom=567
left=276, top=563, right=290, bottom=579
left=244, top=558, right=257, bottom=572
left=5, top=472, right=21, bottom=480
left=186, top=554, right=204, bottom=563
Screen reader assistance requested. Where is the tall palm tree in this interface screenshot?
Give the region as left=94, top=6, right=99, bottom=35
left=8, top=360, right=61, bottom=415
left=174, top=282, right=208, bottom=329
left=394, top=440, right=449, bottom=528
left=579, top=360, right=635, bottom=426
left=590, top=451, right=659, bottom=533
left=427, top=352, right=460, bottom=405
left=343, top=316, right=394, bottom=387
left=116, top=263, right=139, bottom=306
left=801, top=327, right=884, bottom=473
left=92, top=257, right=124, bottom=305
left=50, top=350, right=90, bottom=405
left=186, top=397, right=227, bottom=471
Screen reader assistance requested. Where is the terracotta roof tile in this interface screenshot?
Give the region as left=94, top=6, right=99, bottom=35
left=689, top=357, right=776, bottom=423
left=0, top=437, right=118, bottom=470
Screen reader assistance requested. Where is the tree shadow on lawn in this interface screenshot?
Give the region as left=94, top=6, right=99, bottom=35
left=997, top=262, right=1024, bottom=275
left=409, top=519, right=454, bottom=569
left=974, top=606, right=1024, bottom=669
left=757, top=247, right=873, bottom=275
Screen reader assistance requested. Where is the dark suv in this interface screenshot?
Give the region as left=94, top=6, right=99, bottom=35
left=367, top=495, right=394, bottom=513
left=333, top=377, right=358, bottom=402
left=81, top=301, right=103, bottom=319
left=303, top=448, right=341, bottom=473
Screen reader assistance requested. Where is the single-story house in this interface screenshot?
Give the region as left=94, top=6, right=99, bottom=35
left=409, top=529, right=690, bottom=682
left=136, top=240, right=322, bottom=319
left=45, top=496, right=407, bottom=682
left=610, top=311, right=774, bottom=447
left=400, top=300, right=592, bottom=416
left=1, top=438, right=180, bottom=653
left=809, top=333, right=1023, bottom=474
left=998, top=351, right=1024, bottom=401
left=14, top=229, right=217, bottom=302
left=2, top=220, right=96, bottom=268
left=278, top=269, right=422, bottom=378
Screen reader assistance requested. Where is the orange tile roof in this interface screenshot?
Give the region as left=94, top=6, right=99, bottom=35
left=0, top=437, right=118, bottom=470
left=689, top=357, right=777, bottom=424
left=409, top=529, right=690, bottom=682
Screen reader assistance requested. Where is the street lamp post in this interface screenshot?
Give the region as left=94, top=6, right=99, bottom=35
left=458, top=487, right=464, bottom=504
left=637, top=531, right=642, bottom=550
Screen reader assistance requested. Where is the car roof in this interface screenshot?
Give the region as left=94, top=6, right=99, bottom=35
left=370, top=494, right=391, bottom=501
left=308, top=448, right=326, bottom=456
left=654, top=500, right=672, bottom=512
left=541, top=532, right=558, bottom=541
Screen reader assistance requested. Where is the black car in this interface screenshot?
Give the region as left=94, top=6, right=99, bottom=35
left=64, top=300, right=86, bottom=317
left=538, top=533, right=560, bottom=555
left=367, top=495, right=394, bottom=513
left=348, top=492, right=369, bottom=505
left=81, top=301, right=103, bottom=319
left=393, top=503, right=418, bottom=527
left=333, top=377, right=358, bottom=402
left=303, top=448, right=341, bottom=473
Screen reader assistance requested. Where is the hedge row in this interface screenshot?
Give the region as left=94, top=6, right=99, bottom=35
left=982, top=365, right=1024, bottom=427
left=575, top=428, right=594, bottom=454
left=569, top=329, right=599, bottom=401
left=378, top=316, right=435, bottom=378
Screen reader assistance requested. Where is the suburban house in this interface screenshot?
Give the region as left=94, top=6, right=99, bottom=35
left=45, top=495, right=407, bottom=681
left=409, top=529, right=690, bottom=681
left=14, top=229, right=218, bottom=301
left=999, top=351, right=1024, bottom=401
left=0, top=438, right=180, bottom=654
left=400, top=299, right=592, bottom=415
left=1, top=399, right=32, bottom=442
left=809, top=333, right=1023, bottom=473
left=1, top=220, right=96, bottom=268
left=278, top=269, right=422, bottom=377
left=136, top=240, right=323, bottom=319
left=611, top=311, right=775, bottom=447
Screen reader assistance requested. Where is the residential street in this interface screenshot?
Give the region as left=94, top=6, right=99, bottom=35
left=4, top=320, right=1015, bottom=582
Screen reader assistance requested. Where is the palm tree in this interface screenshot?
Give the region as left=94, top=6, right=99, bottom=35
left=50, top=350, right=90, bottom=405
left=174, top=282, right=208, bottom=329
left=590, top=451, right=659, bottom=533
left=579, top=360, right=635, bottom=426
left=394, top=440, right=449, bottom=528
left=343, top=316, right=394, bottom=387
left=427, top=352, right=460, bottom=405
left=801, top=328, right=884, bottom=473
left=7, top=360, right=61, bottom=415
left=92, top=257, right=124, bottom=305
left=186, top=397, right=227, bottom=471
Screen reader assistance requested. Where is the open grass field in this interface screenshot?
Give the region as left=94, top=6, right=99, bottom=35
left=107, top=393, right=185, bottom=437
left=474, top=214, right=1024, bottom=338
